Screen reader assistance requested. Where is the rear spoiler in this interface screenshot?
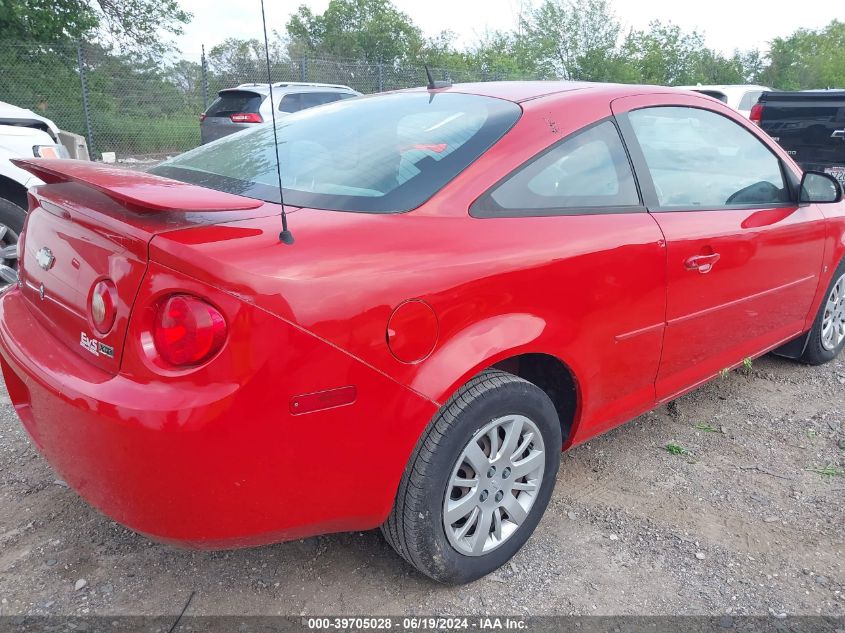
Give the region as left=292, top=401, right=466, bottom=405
left=12, top=158, right=263, bottom=213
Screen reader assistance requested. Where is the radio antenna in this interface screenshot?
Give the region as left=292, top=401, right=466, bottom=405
left=260, top=0, right=294, bottom=244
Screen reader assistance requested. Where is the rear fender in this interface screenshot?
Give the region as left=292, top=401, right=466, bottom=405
left=410, top=313, right=583, bottom=412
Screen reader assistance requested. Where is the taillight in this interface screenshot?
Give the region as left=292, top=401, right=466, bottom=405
left=229, top=112, right=263, bottom=123
left=749, top=103, right=763, bottom=126
left=152, top=295, right=227, bottom=367
left=90, top=279, right=117, bottom=334
left=199, top=113, right=207, bottom=122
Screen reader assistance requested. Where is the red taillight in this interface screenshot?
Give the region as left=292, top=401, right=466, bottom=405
left=229, top=112, right=263, bottom=123
left=749, top=103, right=763, bottom=126
left=90, top=279, right=117, bottom=335
left=152, top=295, right=227, bottom=367
left=199, top=113, right=207, bottom=122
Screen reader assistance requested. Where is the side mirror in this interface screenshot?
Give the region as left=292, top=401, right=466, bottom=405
left=800, top=171, right=843, bottom=203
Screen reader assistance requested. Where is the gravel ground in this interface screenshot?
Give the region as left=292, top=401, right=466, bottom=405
left=0, top=354, right=843, bottom=617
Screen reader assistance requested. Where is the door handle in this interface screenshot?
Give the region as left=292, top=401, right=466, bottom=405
left=685, top=253, right=720, bottom=274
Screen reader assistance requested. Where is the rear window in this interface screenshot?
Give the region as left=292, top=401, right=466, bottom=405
left=695, top=90, right=728, bottom=104
left=738, top=91, right=764, bottom=110
left=154, top=92, right=521, bottom=213
left=279, top=91, right=354, bottom=113
left=205, top=90, right=264, bottom=117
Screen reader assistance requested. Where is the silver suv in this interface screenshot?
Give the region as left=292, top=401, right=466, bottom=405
left=200, top=82, right=361, bottom=144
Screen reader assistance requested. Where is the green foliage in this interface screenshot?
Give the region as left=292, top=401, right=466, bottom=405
left=0, top=0, right=97, bottom=42
left=0, top=0, right=189, bottom=59
left=761, top=20, right=845, bottom=89
left=521, top=0, right=627, bottom=81
left=286, top=0, right=424, bottom=64
left=806, top=465, right=845, bottom=477
left=665, top=443, right=690, bottom=455
left=693, top=423, right=720, bottom=433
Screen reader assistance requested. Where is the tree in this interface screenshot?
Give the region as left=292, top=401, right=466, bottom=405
left=621, top=21, right=711, bottom=85
left=206, top=35, right=299, bottom=91
left=286, top=0, right=424, bottom=64
left=762, top=20, right=845, bottom=89
left=520, top=0, right=627, bottom=81
left=0, top=0, right=190, bottom=58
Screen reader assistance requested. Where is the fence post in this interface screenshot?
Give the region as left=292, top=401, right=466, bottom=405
left=299, top=57, right=308, bottom=82
left=201, top=45, right=209, bottom=109
left=76, top=41, right=95, bottom=158
left=377, top=63, right=384, bottom=92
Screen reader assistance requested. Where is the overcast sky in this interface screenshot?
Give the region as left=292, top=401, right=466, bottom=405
left=173, top=0, right=837, bottom=62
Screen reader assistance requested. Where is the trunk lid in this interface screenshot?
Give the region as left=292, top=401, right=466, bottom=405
left=13, top=158, right=274, bottom=375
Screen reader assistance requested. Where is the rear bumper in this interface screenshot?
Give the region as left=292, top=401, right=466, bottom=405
left=0, top=286, right=436, bottom=548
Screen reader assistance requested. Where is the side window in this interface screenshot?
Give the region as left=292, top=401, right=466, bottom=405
left=627, top=107, right=789, bottom=208
left=280, top=92, right=344, bottom=113
left=472, top=120, right=640, bottom=217
left=738, top=90, right=763, bottom=110
left=279, top=93, right=303, bottom=113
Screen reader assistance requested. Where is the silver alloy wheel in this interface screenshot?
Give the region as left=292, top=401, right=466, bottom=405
left=443, top=414, right=545, bottom=556
left=0, top=224, right=19, bottom=291
left=821, top=273, right=845, bottom=351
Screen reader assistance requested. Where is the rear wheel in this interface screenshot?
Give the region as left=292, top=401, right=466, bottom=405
left=0, top=196, right=26, bottom=234
left=800, top=259, right=845, bottom=365
left=0, top=198, right=22, bottom=290
left=381, top=370, right=561, bottom=584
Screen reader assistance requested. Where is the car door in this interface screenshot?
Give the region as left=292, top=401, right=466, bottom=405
left=470, top=116, right=667, bottom=439
left=612, top=94, right=827, bottom=402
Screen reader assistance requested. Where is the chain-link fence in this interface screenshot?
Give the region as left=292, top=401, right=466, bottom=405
left=1, top=41, right=532, bottom=161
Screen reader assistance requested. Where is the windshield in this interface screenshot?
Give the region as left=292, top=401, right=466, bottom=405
left=153, top=92, right=521, bottom=213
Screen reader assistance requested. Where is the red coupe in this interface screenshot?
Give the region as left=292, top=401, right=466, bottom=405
left=1, top=82, right=843, bottom=584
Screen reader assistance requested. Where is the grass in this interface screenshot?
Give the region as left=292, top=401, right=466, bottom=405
left=806, top=465, right=845, bottom=477
left=694, top=423, right=720, bottom=433
left=665, top=443, right=690, bottom=456
left=806, top=429, right=818, bottom=439
left=92, top=114, right=200, bottom=156
left=719, top=368, right=730, bottom=379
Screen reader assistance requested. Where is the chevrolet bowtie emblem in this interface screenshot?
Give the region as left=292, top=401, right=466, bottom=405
left=36, top=247, right=55, bottom=271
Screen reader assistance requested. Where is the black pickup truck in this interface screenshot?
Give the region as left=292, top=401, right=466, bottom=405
left=751, top=90, right=845, bottom=185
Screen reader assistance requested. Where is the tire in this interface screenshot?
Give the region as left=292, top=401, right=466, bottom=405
left=800, top=259, right=845, bottom=365
left=382, top=369, right=562, bottom=584
left=0, top=196, right=26, bottom=235
left=0, top=198, right=22, bottom=291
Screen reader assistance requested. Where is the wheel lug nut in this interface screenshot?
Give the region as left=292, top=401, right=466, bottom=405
left=495, top=490, right=504, bottom=503
left=479, top=490, right=489, bottom=502
left=487, top=466, right=496, bottom=478
left=502, top=467, right=511, bottom=479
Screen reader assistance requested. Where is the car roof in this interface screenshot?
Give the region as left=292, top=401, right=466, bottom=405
left=0, top=100, right=60, bottom=134
left=675, top=84, right=771, bottom=94
left=398, top=81, right=723, bottom=104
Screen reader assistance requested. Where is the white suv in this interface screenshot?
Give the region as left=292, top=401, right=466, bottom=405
left=200, top=82, right=361, bottom=144
left=675, top=85, right=772, bottom=119
left=0, top=101, right=76, bottom=286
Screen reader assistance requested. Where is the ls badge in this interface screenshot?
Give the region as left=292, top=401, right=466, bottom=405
left=80, top=332, right=114, bottom=359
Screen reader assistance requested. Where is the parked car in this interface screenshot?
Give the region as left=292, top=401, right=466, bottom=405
left=200, top=82, right=361, bottom=144
left=0, top=101, right=75, bottom=287
left=675, top=84, right=772, bottom=118
left=2, top=82, right=844, bottom=585
left=751, top=89, right=845, bottom=186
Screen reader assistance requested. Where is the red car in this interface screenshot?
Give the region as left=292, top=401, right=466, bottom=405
left=1, top=82, right=843, bottom=585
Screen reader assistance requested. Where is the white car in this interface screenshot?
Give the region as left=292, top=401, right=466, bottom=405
left=0, top=101, right=72, bottom=286
left=675, top=85, right=772, bottom=119
left=200, top=82, right=361, bottom=144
